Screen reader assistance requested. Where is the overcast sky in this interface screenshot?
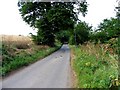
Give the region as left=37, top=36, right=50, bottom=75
left=0, top=0, right=118, bottom=36
left=79, top=0, right=117, bottom=29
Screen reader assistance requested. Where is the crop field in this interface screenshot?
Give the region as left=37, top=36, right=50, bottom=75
left=2, top=35, right=32, bottom=49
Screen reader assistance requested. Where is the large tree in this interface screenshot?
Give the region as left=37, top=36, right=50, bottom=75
left=68, top=21, right=92, bottom=45
left=18, top=0, right=88, bottom=46
left=74, top=21, right=91, bottom=44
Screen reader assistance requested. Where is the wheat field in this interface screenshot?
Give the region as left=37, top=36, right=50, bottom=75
left=1, top=35, right=32, bottom=43
left=1, top=35, right=33, bottom=49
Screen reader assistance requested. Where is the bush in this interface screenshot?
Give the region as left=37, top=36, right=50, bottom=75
left=15, top=43, right=29, bottom=49
left=107, top=38, right=118, bottom=53
left=2, top=44, right=14, bottom=65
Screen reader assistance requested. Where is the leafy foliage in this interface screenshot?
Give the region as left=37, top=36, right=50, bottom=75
left=71, top=43, right=118, bottom=88
left=91, top=18, right=120, bottom=43
left=70, top=21, right=92, bottom=45
left=18, top=1, right=88, bottom=46
left=56, top=30, right=70, bottom=43
left=116, top=3, right=120, bottom=19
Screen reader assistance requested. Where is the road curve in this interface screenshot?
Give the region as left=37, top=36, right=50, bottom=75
left=2, top=44, right=71, bottom=88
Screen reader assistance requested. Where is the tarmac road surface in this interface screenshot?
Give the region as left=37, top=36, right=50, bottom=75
left=2, top=44, right=71, bottom=88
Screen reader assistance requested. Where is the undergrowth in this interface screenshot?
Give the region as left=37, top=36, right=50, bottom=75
left=1, top=43, right=61, bottom=76
left=71, top=43, right=118, bottom=88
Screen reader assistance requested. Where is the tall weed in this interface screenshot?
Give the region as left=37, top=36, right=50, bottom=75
left=72, top=43, right=118, bottom=88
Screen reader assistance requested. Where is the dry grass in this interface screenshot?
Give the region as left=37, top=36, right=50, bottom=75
left=80, top=42, right=118, bottom=69
left=2, top=35, right=31, bottom=43
left=71, top=43, right=118, bottom=88
left=1, top=34, right=50, bottom=58
left=1, top=35, right=33, bottom=49
left=70, top=46, right=78, bottom=88
left=1, top=35, right=34, bottom=64
left=1, top=34, right=51, bottom=51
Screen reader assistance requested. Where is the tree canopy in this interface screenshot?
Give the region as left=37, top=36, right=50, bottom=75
left=75, top=21, right=92, bottom=44
left=90, top=18, right=120, bottom=43
left=18, top=1, right=88, bottom=46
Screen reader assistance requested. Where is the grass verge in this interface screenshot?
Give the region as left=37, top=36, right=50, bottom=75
left=1, top=45, right=60, bottom=77
left=70, top=43, right=118, bottom=88
left=0, top=47, right=59, bottom=76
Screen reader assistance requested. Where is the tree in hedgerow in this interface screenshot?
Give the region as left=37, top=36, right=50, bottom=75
left=94, top=18, right=120, bottom=43
left=70, top=21, right=92, bottom=45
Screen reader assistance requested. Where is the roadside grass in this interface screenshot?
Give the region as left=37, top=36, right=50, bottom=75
left=1, top=35, right=61, bottom=76
left=71, top=43, right=118, bottom=88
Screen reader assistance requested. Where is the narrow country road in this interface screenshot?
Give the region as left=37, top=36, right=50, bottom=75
left=2, top=44, right=71, bottom=88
